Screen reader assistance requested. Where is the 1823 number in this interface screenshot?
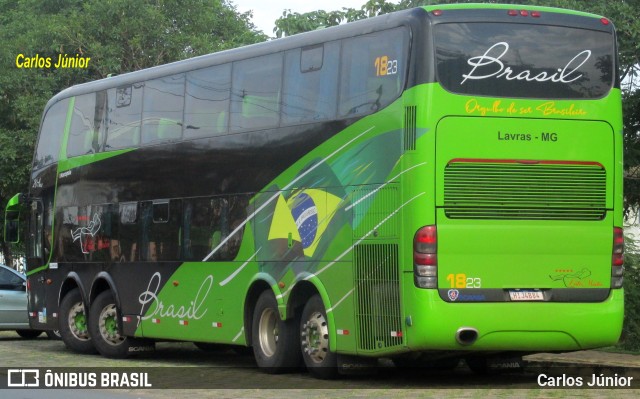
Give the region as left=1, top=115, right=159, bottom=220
left=446, top=273, right=482, bottom=288
left=374, top=56, right=398, bottom=76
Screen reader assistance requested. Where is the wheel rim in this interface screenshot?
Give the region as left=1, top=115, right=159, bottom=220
left=68, top=302, right=90, bottom=341
left=98, top=304, right=125, bottom=346
left=258, top=307, right=278, bottom=357
left=301, top=311, right=329, bottom=364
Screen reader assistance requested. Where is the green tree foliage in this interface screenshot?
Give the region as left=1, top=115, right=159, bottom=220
left=621, top=250, right=640, bottom=351
left=0, top=0, right=266, bottom=264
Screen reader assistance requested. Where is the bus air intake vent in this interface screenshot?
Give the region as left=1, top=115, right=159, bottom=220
left=443, top=160, right=607, bottom=220
left=354, top=243, right=403, bottom=351
left=351, top=184, right=399, bottom=239
left=404, top=106, right=417, bottom=151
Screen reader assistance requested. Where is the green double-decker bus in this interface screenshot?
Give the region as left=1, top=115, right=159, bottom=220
left=5, top=4, right=624, bottom=377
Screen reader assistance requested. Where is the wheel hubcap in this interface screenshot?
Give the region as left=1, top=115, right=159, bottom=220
left=258, top=308, right=278, bottom=357
left=68, top=302, right=90, bottom=341
left=301, top=311, right=329, bottom=364
left=99, top=304, right=125, bottom=346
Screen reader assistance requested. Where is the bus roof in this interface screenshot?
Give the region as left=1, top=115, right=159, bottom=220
left=44, top=4, right=613, bottom=114
left=423, top=3, right=606, bottom=20
left=45, top=7, right=424, bottom=111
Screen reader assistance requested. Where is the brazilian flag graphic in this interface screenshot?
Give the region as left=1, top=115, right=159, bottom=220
left=253, top=129, right=403, bottom=280
left=254, top=159, right=347, bottom=279
left=268, top=188, right=342, bottom=258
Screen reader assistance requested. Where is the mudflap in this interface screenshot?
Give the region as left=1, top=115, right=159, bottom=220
left=127, top=339, right=156, bottom=356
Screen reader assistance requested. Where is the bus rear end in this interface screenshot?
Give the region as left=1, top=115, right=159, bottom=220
left=405, top=5, right=623, bottom=354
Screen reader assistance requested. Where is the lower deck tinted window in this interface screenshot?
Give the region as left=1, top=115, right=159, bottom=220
left=182, top=196, right=248, bottom=261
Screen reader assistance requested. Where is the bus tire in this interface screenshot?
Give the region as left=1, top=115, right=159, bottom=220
left=300, top=294, right=338, bottom=379
left=89, top=290, right=153, bottom=358
left=59, top=288, right=96, bottom=354
left=251, top=290, right=301, bottom=373
left=46, top=329, right=62, bottom=340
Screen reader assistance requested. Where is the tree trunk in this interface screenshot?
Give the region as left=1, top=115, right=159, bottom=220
left=1, top=241, right=14, bottom=268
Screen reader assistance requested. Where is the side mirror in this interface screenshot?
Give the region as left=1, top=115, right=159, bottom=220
left=4, top=211, right=20, bottom=243
left=4, top=193, right=25, bottom=244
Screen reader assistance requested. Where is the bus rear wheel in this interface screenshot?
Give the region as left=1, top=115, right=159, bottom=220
left=251, top=290, right=300, bottom=373
left=300, top=295, right=338, bottom=379
left=89, top=291, right=153, bottom=358
left=59, top=288, right=96, bottom=354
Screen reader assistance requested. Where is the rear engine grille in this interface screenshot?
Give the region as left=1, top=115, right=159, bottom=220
left=354, top=243, right=403, bottom=351
left=443, top=160, right=607, bottom=220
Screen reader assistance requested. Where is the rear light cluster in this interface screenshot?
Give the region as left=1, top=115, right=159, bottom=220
left=611, top=227, right=624, bottom=288
left=414, top=225, right=437, bottom=289
left=507, top=10, right=541, bottom=18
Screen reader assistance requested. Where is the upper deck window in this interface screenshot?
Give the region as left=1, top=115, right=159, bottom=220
left=340, top=27, right=409, bottom=116
left=230, top=53, right=283, bottom=132
left=142, top=74, right=185, bottom=145
left=34, top=99, right=69, bottom=170
left=184, top=64, right=231, bottom=139
left=282, top=42, right=340, bottom=124
left=105, top=83, right=143, bottom=150
left=434, top=23, right=614, bottom=99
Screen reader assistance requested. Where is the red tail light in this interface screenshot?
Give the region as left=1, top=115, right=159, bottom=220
left=612, top=227, right=624, bottom=288
left=414, top=225, right=436, bottom=254
left=414, top=225, right=437, bottom=288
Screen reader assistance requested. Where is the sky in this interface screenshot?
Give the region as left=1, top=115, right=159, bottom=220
left=232, top=0, right=372, bottom=36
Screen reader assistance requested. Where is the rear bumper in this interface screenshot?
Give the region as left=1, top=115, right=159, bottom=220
left=403, top=284, right=624, bottom=351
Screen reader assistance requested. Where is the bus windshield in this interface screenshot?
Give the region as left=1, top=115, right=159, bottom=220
left=434, top=23, right=615, bottom=99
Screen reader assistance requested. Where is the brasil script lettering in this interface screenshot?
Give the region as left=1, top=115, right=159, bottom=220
left=139, top=272, right=212, bottom=321
left=461, top=42, right=591, bottom=85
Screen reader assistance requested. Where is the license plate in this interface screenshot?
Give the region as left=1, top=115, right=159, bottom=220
left=508, top=290, right=544, bottom=301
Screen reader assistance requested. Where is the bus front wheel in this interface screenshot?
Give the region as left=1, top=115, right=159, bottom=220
left=59, top=288, right=96, bottom=354
left=251, top=290, right=300, bottom=373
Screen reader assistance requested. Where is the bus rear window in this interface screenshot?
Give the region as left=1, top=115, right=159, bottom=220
left=434, top=23, right=614, bottom=99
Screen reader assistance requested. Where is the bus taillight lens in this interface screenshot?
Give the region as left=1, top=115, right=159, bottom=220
left=612, top=227, right=624, bottom=288
left=414, top=225, right=437, bottom=288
